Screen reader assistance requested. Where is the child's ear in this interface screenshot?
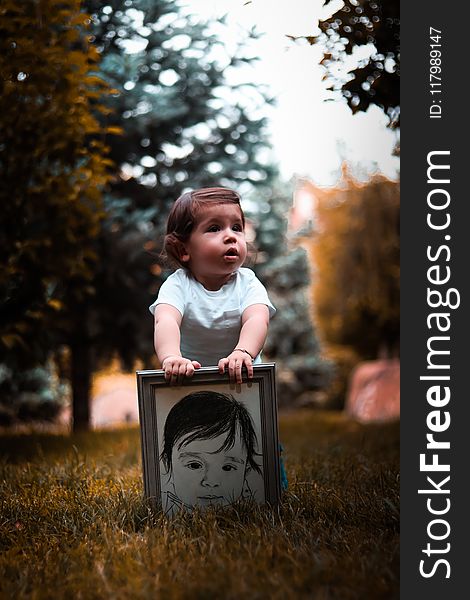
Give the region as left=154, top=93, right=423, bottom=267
left=242, top=478, right=253, bottom=500
left=177, top=243, right=190, bottom=263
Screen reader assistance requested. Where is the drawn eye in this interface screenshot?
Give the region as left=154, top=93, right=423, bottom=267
left=222, top=464, right=237, bottom=472
left=186, top=461, right=203, bottom=470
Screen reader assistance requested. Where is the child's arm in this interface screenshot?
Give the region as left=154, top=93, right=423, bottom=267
left=154, top=304, right=201, bottom=384
left=218, top=304, right=270, bottom=384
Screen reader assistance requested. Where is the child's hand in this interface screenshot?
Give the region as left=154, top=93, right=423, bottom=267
left=218, top=349, right=254, bottom=384
left=162, top=356, right=201, bottom=385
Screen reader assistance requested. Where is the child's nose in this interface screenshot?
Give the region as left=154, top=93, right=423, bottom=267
left=224, top=229, right=236, bottom=241
left=201, top=467, right=220, bottom=487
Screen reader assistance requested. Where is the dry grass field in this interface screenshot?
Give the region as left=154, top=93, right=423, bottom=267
left=0, top=410, right=399, bottom=599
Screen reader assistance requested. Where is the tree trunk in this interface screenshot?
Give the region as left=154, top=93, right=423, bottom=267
left=71, top=341, right=92, bottom=432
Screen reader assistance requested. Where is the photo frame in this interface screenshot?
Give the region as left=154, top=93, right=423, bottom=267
left=137, top=363, right=281, bottom=514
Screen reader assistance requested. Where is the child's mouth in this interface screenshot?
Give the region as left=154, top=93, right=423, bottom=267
left=224, top=248, right=239, bottom=261
left=198, top=495, right=224, bottom=501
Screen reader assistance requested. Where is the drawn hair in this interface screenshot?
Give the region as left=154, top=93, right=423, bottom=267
left=162, top=187, right=245, bottom=269
left=160, top=390, right=262, bottom=475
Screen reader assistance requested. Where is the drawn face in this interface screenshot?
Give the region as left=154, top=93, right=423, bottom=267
left=170, top=431, right=248, bottom=508
left=180, top=203, right=247, bottom=289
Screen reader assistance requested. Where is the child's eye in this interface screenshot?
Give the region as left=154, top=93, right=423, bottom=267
left=232, top=224, right=243, bottom=232
left=185, top=461, right=203, bottom=470
left=207, top=225, right=220, bottom=232
left=222, top=464, right=237, bottom=472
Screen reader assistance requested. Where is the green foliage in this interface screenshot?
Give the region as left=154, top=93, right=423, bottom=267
left=312, top=172, right=400, bottom=360
left=306, top=0, right=400, bottom=126
left=85, top=0, right=277, bottom=205
left=0, top=411, right=399, bottom=599
left=0, top=0, right=112, bottom=367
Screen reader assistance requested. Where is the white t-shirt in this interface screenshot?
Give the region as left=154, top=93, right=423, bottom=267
left=149, top=267, right=276, bottom=366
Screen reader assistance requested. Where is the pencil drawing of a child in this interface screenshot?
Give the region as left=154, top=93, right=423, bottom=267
left=160, top=390, right=263, bottom=514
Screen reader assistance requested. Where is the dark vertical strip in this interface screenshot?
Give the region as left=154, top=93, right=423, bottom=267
left=71, top=340, right=91, bottom=433
left=401, top=3, right=467, bottom=595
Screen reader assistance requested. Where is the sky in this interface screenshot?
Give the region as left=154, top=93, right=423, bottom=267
left=180, top=0, right=399, bottom=186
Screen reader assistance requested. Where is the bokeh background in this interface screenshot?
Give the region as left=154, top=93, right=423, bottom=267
left=0, top=0, right=399, bottom=432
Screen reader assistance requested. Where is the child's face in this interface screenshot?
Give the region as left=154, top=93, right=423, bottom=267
left=180, top=203, right=247, bottom=287
left=170, top=431, right=248, bottom=507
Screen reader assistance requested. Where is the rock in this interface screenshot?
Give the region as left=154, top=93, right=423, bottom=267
left=345, top=359, right=400, bottom=423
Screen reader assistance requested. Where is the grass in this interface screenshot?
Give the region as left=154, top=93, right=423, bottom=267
left=0, top=410, right=399, bottom=599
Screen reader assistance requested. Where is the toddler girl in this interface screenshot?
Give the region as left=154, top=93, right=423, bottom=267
left=149, top=186, right=275, bottom=385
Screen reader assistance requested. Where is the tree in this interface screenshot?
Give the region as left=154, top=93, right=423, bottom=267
left=0, top=0, right=112, bottom=421
left=303, top=0, right=400, bottom=126
left=56, top=0, right=280, bottom=429
left=311, top=170, right=400, bottom=360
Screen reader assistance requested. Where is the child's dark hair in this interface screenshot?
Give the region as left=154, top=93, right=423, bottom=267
left=160, top=390, right=262, bottom=475
left=162, top=187, right=245, bottom=269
